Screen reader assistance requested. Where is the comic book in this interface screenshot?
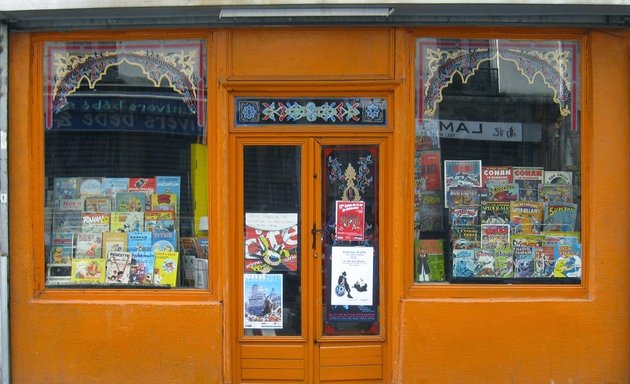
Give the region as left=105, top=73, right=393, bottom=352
left=452, top=249, right=475, bottom=278
left=450, top=225, right=480, bottom=243
left=144, top=210, right=176, bottom=232
left=414, top=150, right=442, bottom=191
left=510, top=201, right=544, bottom=234
left=533, top=245, right=555, bottom=277
left=542, top=231, right=580, bottom=247
left=414, top=239, right=445, bottom=282
left=71, top=258, right=106, bottom=284
left=443, top=160, right=482, bottom=208
left=552, top=243, right=581, bottom=278
left=75, top=232, right=103, bottom=259
left=83, top=196, right=112, bottom=213
left=486, top=181, right=519, bottom=202
left=101, top=232, right=128, bottom=258
left=493, top=247, right=514, bottom=278
left=52, top=210, right=83, bottom=233
left=53, top=177, right=79, bottom=200
left=110, top=211, right=144, bottom=233
left=104, top=251, right=133, bottom=284
left=78, top=177, right=102, bottom=197
left=153, top=250, right=179, bottom=287
left=151, top=230, right=177, bottom=252
left=543, top=202, right=578, bottom=232
left=480, top=201, right=511, bottom=225
left=480, top=224, right=511, bottom=249
left=514, top=246, right=535, bottom=278
left=414, top=191, right=443, bottom=233
left=129, top=251, right=154, bottom=285
left=81, top=213, right=111, bottom=234
left=150, top=193, right=178, bottom=212
left=446, top=187, right=480, bottom=208
left=513, top=166, right=544, bottom=201
left=115, top=192, right=147, bottom=212
left=100, top=177, right=129, bottom=198
left=449, top=206, right=479, bottom=226
left=539, top=184, right=573, bottom=204
left=544, top=170, right=572, bottom=185
left=156, top=176, right=181, bottom=204
left=482, top=166, right=513, bottom=187
left=511, top=234, right=545, bottom=247
left=50, top=232, right=74, bottom=265
left=474, top=249, right=495, bottom=277
left=57, top=198, right=84, bottom=211
left=127, top=231, right=152, bottom=253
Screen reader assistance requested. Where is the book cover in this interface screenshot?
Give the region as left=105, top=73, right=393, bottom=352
left=414, top=239, right=445, bottom=282
left=144, top=210, right=176, bottom=232
left=482, top=166, right=513, bottom=187
left=115, top=192, right=147, bottom=212
left=129, top=251, right=154, bottom=285
left=128, top=231, right=152, bottom=252
left=71, top=258, right=106, bottom=284
left=75, top=232, right=103, bottom=259
left=81, top=213, right=111, bottom=234
left=544, top=170, right=573, bottom=185
left=544, top=202, right=578, bottom=232
left=57, top=198, right=84, bottom=211
left=514, top=246, right=535, bottom=278
left=474, top=249, right=495, bottom=277
left=443, top=160, right=482, bottom=207
left=533, top=245, right=555, bottom=277
left=446, top=187, right=480, bottom=208
left=480, top=201, right=511, bottom=225
left=335, top=201, right=366, bottom=241
left=101, top=232, right=128, bottom=258
left=156, top=176, right=181, bottom=204
left=100, top=177, right=129, bottom=198
left=53, top=210, right=83, bottom=233
left=105, top=251, right=133, bottom=284
left=111, top=211, right=144, bottom=233
left=84, top=196, right=112, bottom=213
left=552, top=243, right=582, bottom=278
left=513, top=166, right=544, bottom=201
left=151, top=230, right=177, bottom=252
left=414, top=191, right=443, bottom=232
left=449, top=206, right=479, bottom=226
left=129, top=177, right=156, bottom=194
left=480, top=224, right=511, bottom=249
left=415, top=150, right=442, bottom=191
left=450, top=225, right=479, bottom=250
left=543, top=231, right=580, bottom=247
left=486, top=181, right=519, bottom=202
left=153, top=250, right=179, bottom=287
left=150, top=193, right=178, bottom=212
left=452, top=249, right=475, bottom=278
left=512, top=234, right=545, bottom=247
left=493, top=247, right=514, bottom=278
left=50, top=232, right=74, bottom=264
left=539, top=184, right=573, bottom=203
left=510, top=201, right=544, bottom=234
left=53, top=177, right=79, bottom=200
left=78, top=177, right=102, bottom=197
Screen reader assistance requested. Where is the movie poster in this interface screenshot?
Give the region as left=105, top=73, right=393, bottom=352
left=330, top=246, right=374, bottom=306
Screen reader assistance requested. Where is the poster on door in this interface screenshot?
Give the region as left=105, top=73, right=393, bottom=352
left=335, top=201, right=366, bottom=241
left=244, top=273, right=283, bottom=329
left=244, top=213, right=298, bottom=273
left=330, top=246, right=374, bottom=306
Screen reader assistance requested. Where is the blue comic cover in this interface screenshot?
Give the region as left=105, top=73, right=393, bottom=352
left=156, top=176, right=181, bottom=205
left=514, top=246, right=535, bottom=278
left=544, top=202, right=578, bottom=232
left=128, top=231, right=152, bottom=253
left=443, top=160, right=482, bottom=208
left=452, top=249, right=475, bottom=278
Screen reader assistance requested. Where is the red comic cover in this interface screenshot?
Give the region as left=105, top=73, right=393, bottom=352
left=482, top=166, right=513, bottom=187
left=415, top=150, right=442, bottom=191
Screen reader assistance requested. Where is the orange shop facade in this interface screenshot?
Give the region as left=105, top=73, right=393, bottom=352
left=3, top=16, right=630, bottom=384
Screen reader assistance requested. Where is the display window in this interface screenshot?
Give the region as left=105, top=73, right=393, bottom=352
left=413, top=37, right=582, bottom=285
left=43, top=39, right=209, bottom=289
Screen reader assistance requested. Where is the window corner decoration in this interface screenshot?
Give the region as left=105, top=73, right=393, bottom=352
left=413, top=38, right=582, bottom=285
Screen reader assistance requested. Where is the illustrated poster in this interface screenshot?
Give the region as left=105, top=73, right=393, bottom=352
left=244, top=213, right=298, bottom=273
left=335, top=201, right=365, bottom=241
left=244, top=273, right=283, bottom=329
left=330, top=246, right=374, bottom=306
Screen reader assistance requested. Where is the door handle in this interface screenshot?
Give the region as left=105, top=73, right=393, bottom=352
left=311, top=224, right=323, bottom=252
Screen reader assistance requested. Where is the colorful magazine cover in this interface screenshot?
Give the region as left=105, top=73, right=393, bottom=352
left=474, top=249, right=495, bottom=277
left=100, top=177, right=129, bottom=198
left=414, top=191, right=443, bottom=233
left=544, top=170, right=572, bottom=185
left=446, top=187, right=480, bottom=208
left=83, top=196, right=112, bottom=213
left=53, top=177, right=79, bottom=200
left=111, top=211, right=144, bottom=233
left=127, top=231, right=152, bottom=252
left=52, top=210, right=83, bottom=233
left=538, top=184, right=573, bottom=203
left=75, top=232, right=103, bottom=259
left=443, top=160, right=482, bottom=208
left=513, top=166, right=544, bottom=201
left=480, top=201, right=511, bottom=225
left=480, top=224, right=511, bottom=249
left=512, top=234, right=545, bottom=247
left=81, top=213, right=111, bottom=234
left=482, top=166, right=513, bottom=187
left=115, top=192, right=147, bottom=212
left=335, top=201, right=366, bottom=241
left=486, top=181, right=519, bottom=202
left=78, top=177, right=102, bottom=197
left=414, top=239, right=445, bottom=282
left=452, top=249, right=475, bottom=278
left=150, top=193, right=178, bottom=212
left=493, top=247, right=514, bottom=278
left=244, top=273, right=283, bottom=329
left=144, top=210, right=176, bottom=232
left=544, top=202, right=578, bottom=232
left=129, top=251, right=154, bottom=285
left=156, top=176, right=181, bottom=203
left=128, top=177, right=156, bottom=194
left=543, top=231, right=580, bottom=247
left=514, top=246, right=535, bottom=278
left=510, top=201, right=544, bottom=234
left=50, top=232, right=74, bottom=264
left=71, top=258, right=106, bottom=284
left=101, top=232, right=128, bottom=258
left=57, top=198, right=84, bottom=211
left=153, top=250, right=179, bottom=287
left=151, top=230, right=177, bottom=252
left=533, top=245, right=555, bottom=277
left=244, top=213, right=298, bottom=273
left=449, top=206, right=479, bottom=226
left=415, top=150, right=442, bottom=191
left=104, top=251, right=133, bottom=284
left=552, top=243, right=582, bottom=278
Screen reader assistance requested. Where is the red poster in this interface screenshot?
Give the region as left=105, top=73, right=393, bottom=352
left=335, top=201, right=366, bottom=241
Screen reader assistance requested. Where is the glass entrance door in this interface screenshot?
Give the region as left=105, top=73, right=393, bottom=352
left=235, top=138, right=384, bottom=383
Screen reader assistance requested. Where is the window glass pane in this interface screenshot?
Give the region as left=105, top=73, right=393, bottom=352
left=414, top=38, right=581, bottom=284
left=43, top=40, right=209, bottom=289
